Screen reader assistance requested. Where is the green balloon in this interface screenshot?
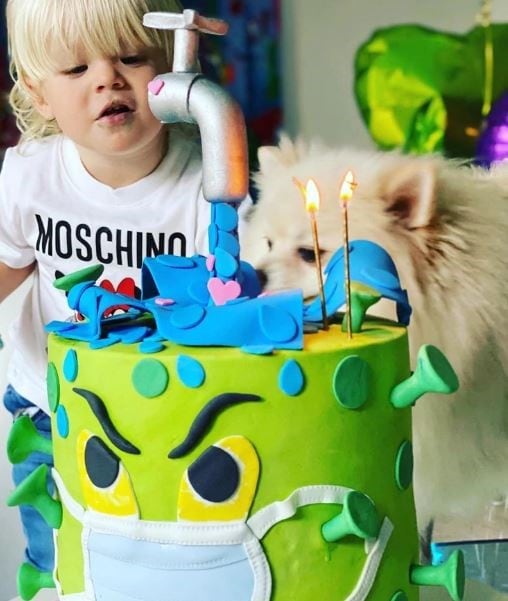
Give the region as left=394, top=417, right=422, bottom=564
left=355, top=24, right=508, bottom=157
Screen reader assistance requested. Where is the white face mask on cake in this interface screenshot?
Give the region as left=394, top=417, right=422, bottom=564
left=52, top=468, right=392, bottom=601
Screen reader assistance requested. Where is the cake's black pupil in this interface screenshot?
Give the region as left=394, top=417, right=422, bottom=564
left=85, top=436, right=120, bottom=488
left=188, top=446, right=239, bottom=503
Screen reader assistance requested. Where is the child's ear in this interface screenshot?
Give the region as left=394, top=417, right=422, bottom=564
left=23, top=76, right=55, bottom=121
left=380, top=160, right=436, bottom=229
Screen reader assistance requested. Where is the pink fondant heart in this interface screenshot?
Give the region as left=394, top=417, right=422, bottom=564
left=206, top=254, right=216, bottom=272
left=148, top=79, right=164, bottom=96
left=155, top=297, right=175, bottom=306
left=207, top=277, right=241, bottom=306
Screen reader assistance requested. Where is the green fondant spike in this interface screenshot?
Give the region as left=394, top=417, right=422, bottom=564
left=7, top=415, right=53, bottom=464
left=321, top=491, right=381, bottom=542
left=53, top=264, right=104, bottom=291
left=341, top=282, right=381, bottom=333
left=390, top=592, right=408, bottom=601
left=7, top=464, right=62, bottom=529
left=395, top=440, right=413, bottom=490
left=17, top=562, right=55, bottom=601
left=390, top=345, right=459, bottom=409
left=410, top=550, right=465, bottom=601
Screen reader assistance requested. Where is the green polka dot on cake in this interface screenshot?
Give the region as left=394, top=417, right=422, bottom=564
left=395, top=440, right=413, bottom=490
left=132, top=359, right=169, bottom=398
left=47, top=362, right=60, bottom=412
left=332, top=355, right=371, bottom=409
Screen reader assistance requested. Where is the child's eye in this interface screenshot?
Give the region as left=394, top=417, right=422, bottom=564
left=64, top=65, right=88, bottom=76
left=121, top=55, right=146, bottom=65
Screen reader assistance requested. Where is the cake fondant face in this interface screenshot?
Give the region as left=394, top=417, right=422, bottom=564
left=49, top=321, right=420, bottom=601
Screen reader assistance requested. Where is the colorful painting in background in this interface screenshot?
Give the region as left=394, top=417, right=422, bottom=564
left=183, top=0, right=283, bottom=174
left=0, top=0, right=18, bottom=152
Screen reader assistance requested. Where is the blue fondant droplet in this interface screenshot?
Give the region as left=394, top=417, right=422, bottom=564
left=139, top=340, right=165, bottom=354
left=116, top=326, right=152, bottom=344
left=215, top=204, right=239, bottom=231
left=259, top=305, right=298, bottom=343
left=155, top=255, right=195, bottom=268
left=218, top=231, right=240, bottom=256
left=56, top=405, right=70, bottom=438
left=215, top=248, right=238, bottom=279
left=208, top=224, right=219, bottom=252
left=241, top=345, right=274, bottom=355
left=279, top=359, right=305, bottom=396
left=170, top=304, right=206, bottom=329
left=177, top=355, right=206, bottom=388
left=62, top=350, right=78, bottom=382
left=362, top=267, right=399, bottom=291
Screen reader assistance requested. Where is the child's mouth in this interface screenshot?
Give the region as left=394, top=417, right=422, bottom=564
left=98, top=104, right=134, bottom=125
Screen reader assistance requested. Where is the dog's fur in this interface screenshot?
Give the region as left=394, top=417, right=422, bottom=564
left=242, top=137, right=508, bottom=530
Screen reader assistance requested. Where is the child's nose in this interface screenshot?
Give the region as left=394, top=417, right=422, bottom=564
left=95, top=60, right=125, bottom=90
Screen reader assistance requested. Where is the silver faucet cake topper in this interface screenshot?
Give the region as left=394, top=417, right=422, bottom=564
left=143, top=9, right=248, bottom=204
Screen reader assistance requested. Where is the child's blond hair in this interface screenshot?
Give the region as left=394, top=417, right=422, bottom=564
left=7, top=0, right=182, bottom=141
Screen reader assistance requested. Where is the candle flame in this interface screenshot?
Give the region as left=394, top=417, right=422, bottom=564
left=305, top=179, right=320, bottom=212
left=339, top=170, right=357, bottom=204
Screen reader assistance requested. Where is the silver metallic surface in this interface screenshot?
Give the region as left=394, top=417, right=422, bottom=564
left=144, top=10, right=248, bottom=202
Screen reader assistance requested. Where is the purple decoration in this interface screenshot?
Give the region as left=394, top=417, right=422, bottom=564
left=476, top=92, right=508, bottom=167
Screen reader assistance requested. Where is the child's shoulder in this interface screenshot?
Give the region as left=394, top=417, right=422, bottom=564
left=3, top=135, right=63, bottom=172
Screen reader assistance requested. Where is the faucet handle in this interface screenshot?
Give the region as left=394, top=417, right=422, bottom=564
left=143, top=9, right=228, bottom=36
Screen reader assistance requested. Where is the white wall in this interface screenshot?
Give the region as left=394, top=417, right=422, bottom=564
left=281, top=0, right=508, bottom=147
left=2, top=1, right=508, bottom=598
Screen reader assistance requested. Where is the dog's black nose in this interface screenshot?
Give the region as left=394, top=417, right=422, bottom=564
left=256, top=269, right=268, bottom=290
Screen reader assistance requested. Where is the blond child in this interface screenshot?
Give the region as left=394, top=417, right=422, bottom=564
left=1, top=0, right=218, bottom=578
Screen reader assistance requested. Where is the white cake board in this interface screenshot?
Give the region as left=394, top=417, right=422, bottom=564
left=8, top=580, right=507, bottom=601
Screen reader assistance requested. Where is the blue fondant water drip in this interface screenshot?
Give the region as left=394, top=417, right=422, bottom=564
left=279, top=359, right=305, bottom=396
left=46, top=240, right=411, bottom=351
left=63, top=350, right=78, bottom=382
left=139, top=340, right=165, bottom=354
left=177, top=355, right=206, bottom=388
left=215, top=203, right=239, bottom=231
left=56, top=405, right=70, bottom=438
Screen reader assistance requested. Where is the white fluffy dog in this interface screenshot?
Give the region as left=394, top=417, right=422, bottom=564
left=242, top=136, right=508, bottom=533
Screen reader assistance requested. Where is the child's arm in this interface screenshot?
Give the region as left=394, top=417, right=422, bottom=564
left=0, top=260, right=35, bottom=304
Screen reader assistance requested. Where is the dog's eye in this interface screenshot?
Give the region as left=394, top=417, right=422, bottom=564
left=297, top=247, right=317, bottom=263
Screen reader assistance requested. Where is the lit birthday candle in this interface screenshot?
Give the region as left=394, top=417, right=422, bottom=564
left=294, top=177, right=328, bottom=330
left=339, top=171, right=357, bottom=339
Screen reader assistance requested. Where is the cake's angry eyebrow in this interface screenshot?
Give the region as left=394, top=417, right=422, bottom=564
left=73, top=387, right=141, bottom=455
left=169, top=392, right=262, bottom=459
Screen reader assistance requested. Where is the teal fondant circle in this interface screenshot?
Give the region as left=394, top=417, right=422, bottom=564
left=390, top=592, right=408, bottom=601
left=62, top=349, right=78, bottom=382
left=279, top=359, right=305, bottom=396
left=132, top=359, right=169, bottom=398
left=56, top=405, right=70, bottom=438
left=177, top=355, right=206, bottom=388
left=395, top=440, right=413, bottom=490
left=333, top=355, right=371, bottom=409
left=47, top=363, right=60, bottom=413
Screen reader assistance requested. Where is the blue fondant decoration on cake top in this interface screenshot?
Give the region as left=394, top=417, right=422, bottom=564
left=279, top=359, right=305, bottom=396
left=56, top=405, right=69, bottom=438
left=304, top=240, right=412, bottom=325
left=177, top=356, right=206, bottom=388
left=63, top=350, right=78, bottom=382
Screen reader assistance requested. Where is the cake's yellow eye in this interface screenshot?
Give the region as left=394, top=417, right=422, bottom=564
left=77, top=430, right=139, bottom=517
left=178, top=435, right=259, bottom=522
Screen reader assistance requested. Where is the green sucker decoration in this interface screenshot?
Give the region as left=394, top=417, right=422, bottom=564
left=390, top=344, right=459, bottom=409
left=410, top=549, right=465, bottom=601
left=321, top=490, right=381, bottom=542
left=341, top=282, right=381, bottom=334
left=17, top=562, right=55, bottom=601
left=7, top=464, right=62, bottom=529
left=7, top=415, right=53, bottom=464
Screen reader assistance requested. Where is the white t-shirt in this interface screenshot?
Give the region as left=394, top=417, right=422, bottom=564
left=0, top=132, right=243, bottom=414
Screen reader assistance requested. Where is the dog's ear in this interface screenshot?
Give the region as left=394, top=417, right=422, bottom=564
left=380, top=161, right=436, bottom=229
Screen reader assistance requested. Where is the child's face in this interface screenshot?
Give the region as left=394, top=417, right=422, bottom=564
left=34, top=44, right=168, bottom=160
